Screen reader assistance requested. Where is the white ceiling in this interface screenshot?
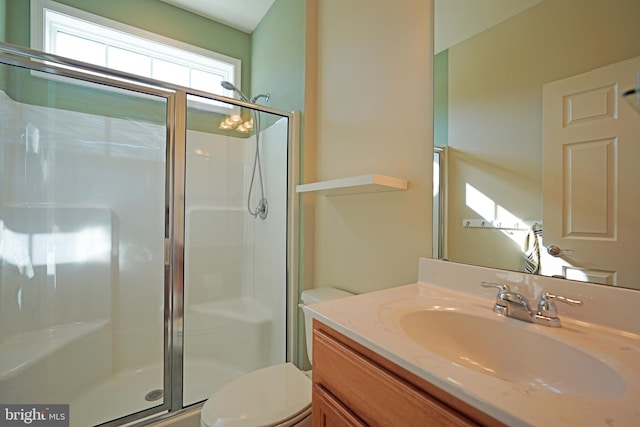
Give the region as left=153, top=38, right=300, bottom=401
left=160, top=0, right=275, bottom=33
left=161, top=0, right=543, bottom=49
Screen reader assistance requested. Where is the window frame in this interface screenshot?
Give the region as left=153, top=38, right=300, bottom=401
left=30, top=0, right=242, bottom=111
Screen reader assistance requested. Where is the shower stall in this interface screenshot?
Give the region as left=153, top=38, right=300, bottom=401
left=0, top=43, right=299, bottom=426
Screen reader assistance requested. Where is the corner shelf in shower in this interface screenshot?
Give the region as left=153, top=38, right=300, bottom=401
left=296, top=174, right=408, bottom=196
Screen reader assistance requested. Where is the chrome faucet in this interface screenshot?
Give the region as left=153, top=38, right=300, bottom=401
left=480, top=281, right=582, bottom=327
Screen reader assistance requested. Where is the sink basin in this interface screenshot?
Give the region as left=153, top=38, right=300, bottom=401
left=399, top=310, right=626, bottom=399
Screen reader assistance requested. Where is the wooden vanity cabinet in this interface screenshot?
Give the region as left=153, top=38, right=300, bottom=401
left=312, top=383, right=367, bottom=427
left=311, top=319, right=505, bottom=427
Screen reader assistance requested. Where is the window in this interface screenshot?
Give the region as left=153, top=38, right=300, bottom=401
left=31, top=0, right=241, bottom=109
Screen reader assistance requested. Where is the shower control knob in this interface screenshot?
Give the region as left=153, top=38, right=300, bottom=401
left=257, top=198, right=268, bottom=220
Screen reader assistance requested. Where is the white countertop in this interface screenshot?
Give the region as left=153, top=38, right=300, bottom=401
left=306, top=280, right=640, bottom=427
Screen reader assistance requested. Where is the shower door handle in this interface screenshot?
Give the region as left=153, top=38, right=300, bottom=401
left=164, top=238, right=171, bottom=265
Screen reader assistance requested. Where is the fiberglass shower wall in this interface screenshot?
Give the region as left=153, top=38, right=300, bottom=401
left=182, top=94, right=288, bottom=406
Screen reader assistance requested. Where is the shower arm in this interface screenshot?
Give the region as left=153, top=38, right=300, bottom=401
left=250, top=93, right=270, bottom=103
left=220, top=81, right=270, bottom=105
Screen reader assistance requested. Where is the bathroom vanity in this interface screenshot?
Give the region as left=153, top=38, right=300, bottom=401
left=306, top=258, right=640, bottom=427
left=312, top=319, right=502, bottom=426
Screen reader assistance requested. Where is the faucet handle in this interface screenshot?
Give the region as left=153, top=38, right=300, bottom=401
left=481, top=282, right=512, bottom=316
left=480, top=281, right=510, bottom=292
left=537, top=292, right=583, bottom=318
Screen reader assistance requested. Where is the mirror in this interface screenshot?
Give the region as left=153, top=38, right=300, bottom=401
left=434, top=0, right=640, bottom=290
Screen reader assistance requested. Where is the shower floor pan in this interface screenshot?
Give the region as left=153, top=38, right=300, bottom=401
left=69, top=359, right=242, bottom=427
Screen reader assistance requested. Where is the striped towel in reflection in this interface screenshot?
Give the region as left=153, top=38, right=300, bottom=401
left=522, top=223, right=542, bottom=274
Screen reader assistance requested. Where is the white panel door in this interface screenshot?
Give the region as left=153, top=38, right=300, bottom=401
left=542, top=56, right=640, bottom=288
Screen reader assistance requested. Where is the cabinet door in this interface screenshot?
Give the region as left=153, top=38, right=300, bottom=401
left=313, top=384, right=367, bottom=427
left=313, top=321, right=483, bottom=426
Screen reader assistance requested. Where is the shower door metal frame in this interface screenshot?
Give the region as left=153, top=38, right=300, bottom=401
left=0, top=42, right=301, bottom=427
left=433, top=146, right=447, bottom=260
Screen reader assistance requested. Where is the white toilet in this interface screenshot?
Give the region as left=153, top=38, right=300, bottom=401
left=200, top=288, right=354, bottom=427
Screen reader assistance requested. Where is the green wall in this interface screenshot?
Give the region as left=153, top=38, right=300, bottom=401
left=434, top=49, right=448, bottom=147
left=0, top=0, right=6, bottom=42
left=4, top=0, right=28, bottom=46
left=251, top=0, right=305, bottom=114
left=0, top=0, right=6, bottom=90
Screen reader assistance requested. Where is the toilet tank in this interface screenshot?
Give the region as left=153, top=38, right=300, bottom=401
left=300, top=288, right=354, bottom=364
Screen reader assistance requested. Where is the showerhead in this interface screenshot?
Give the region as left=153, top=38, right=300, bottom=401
left=220, top=80, right=249, bottom=102
left=220, top=80, right=235, bottom=91
left=221, top=81, right=270, bottom=104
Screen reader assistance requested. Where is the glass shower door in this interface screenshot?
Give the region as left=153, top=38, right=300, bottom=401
left=0, top=60, right=170, bottom=426
left=182, top=93, right=289, bottom=406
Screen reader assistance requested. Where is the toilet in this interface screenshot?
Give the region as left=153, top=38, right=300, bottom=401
left=200, top=288, right=354, bottom=427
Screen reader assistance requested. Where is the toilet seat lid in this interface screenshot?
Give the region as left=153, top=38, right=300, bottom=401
left=201, top=363, right=311, bottom=427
